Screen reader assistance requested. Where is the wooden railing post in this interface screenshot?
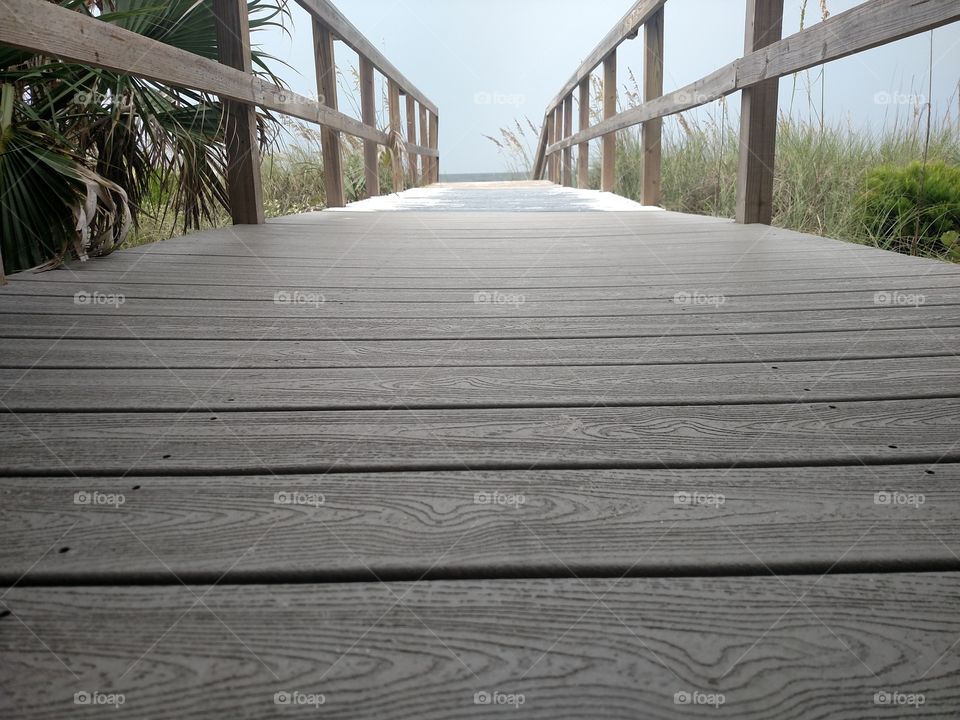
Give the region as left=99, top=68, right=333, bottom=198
left=418, top=103, right=429, bottom=185
left=405, top=94, right=419, bottom=186
left=562, top=94, right=573, bottom=187
left=387, top=79, right=404, bottom=192
left=358, top=55, right=379, bottom=198
left=601, top=50, right=617, bottom=193
left=212, top=0, right=264, bottom=224
left=427, top=111, right=439, bottom=183
left=577, top=78, right=590, bottom=188
left=314, top=19, right=344, bottom=208
left=642, top=7, right=664, bottom=206
left=545, top=110, right=556, bottom=184
left=736, top=0, right=784, bottom=224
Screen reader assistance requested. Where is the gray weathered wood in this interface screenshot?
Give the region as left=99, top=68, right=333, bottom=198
left=3, top=398, right=960, bottom=475
left=1, top=466, right=956, bottom=583
left=2, top=574, right=959, bottom=719
left=388, top=79, right=404, bottom=192
left=2, top=357, right=958, bottom=411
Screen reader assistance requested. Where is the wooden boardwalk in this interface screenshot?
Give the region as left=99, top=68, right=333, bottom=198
left=1, top=183, right=959, bottom=717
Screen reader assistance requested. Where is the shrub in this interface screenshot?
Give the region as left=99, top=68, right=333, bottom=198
left=856, top=161, right=960, bottom=256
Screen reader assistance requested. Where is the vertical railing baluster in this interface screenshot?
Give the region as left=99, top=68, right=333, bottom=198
left=314, top=20, right=344, bottom=208
left=359, top=55, right=379, bottom=199
left=736, top=0, right=784, bottom=224
left=601, top=50, right=617, bottom=193
left=213, top=0, right=264, bottom=224
left=562, top=94, right=573, bottom=187
left=642, top=7, right=664, bottom=206
left=405, top=94, right=419, bottom=186
left=387, top=80, right=404, bottom=192
left=577, top=78, right=590, bottom=189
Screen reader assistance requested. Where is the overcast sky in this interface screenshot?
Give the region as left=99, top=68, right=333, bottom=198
left=258, top=0, right=960, bottom=174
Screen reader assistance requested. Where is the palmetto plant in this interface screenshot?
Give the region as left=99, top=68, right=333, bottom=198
left=0, top=0, right=290, bottom=274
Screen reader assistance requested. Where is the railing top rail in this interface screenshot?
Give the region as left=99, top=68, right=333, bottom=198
left=545, top=0, right=664, bottom=113
left=295, top=0, right=438, bottom=115
left=542, top=0, right=960, bottom=158
left=0, top=0, right=438, bottom=147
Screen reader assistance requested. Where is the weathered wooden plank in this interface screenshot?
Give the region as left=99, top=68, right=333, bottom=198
left=2, top=357, right=957, bottom=411
left=0, top=0, right=392, bottom=145
left=735, top=0, right=784, bottom=225
left=2, top=329, right=956, bottom=368
left=2, top=574, right=959, bottom=718
left=1, top=465, right=956, bottom=583
left=213, top=0, right=265, bottom=225
left=10, top=253, right=957, bottom=284
left=3, top=398, right=960, bottom=475
left=1, top=307, right=958, bottom=342
left=5, top=274, right=960, bottom=302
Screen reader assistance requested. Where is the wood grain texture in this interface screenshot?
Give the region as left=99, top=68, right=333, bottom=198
left=2, top=574, right=959, bottom=718
left=3, top=398, right=960, bottom=476
left=2, top=328, right=959, bottom=369
left=2, top=306, right=958, bottom=340
left=1, top=465, right=956, bottom=583
left=2, top=357, right=958, bottom=411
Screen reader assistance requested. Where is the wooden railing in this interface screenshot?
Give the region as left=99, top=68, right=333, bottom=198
left=532, top=0, right=960, bottom=224
left=0, top=0, right=440, bottom=225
